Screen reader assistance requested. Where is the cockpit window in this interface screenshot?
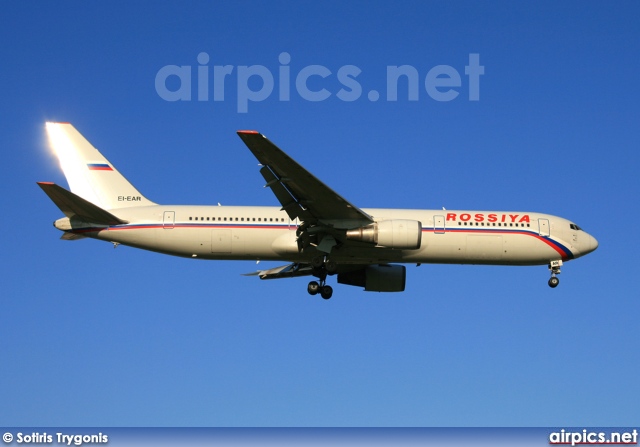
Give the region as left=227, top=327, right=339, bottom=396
left=569, top=223, right=583, bottom=231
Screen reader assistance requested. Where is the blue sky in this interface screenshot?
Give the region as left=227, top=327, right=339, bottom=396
left=1, top=1, right=639, bottom=426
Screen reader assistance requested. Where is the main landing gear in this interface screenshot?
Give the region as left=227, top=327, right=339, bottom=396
left=548, top=260, right=562, bottom=288
left=307, top=256, right=335, bottom=299
left=307, top=280, right=333, bottom=299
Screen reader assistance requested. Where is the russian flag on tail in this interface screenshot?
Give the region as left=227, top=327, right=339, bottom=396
left=87, top=163, right=113, bottom=171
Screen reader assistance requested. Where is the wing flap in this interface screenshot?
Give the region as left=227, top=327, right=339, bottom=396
left=259, top=166, right=309, bottom=220
left=243, top=262, right=314, bottom=280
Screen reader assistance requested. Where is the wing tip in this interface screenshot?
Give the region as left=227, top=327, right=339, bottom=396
left=237, top=130, right=260, bottom=135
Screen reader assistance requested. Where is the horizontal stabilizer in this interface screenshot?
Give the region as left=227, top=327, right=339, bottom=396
left=37, top=182, right=128, bottom=226
left=60, top=232, right=87, bottom=241
left=243, top=262, right=314, bottom=280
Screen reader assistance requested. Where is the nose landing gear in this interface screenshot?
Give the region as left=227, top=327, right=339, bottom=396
left=548, top=260, right=562, bottom=288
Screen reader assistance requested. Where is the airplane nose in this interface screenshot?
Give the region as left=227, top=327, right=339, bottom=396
left=587, top=234, right=599, bottom=253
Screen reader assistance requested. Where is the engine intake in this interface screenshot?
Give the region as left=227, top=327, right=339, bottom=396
left=346, top=219, right=422, bottom=249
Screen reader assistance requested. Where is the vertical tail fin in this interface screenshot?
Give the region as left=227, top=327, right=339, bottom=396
left=45, top=122, right=156, bottom=209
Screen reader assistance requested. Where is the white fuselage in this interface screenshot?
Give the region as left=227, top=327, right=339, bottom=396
left=41, top=122, right=599, bottom=295
left=69, top=205, right=597, bottom=266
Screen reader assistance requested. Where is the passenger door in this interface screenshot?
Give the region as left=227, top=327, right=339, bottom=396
left=434, top=215, right=445, bottom=234
left=162, top=211, right=175, bottom=229
left=538, top=218, right=550, bottom=237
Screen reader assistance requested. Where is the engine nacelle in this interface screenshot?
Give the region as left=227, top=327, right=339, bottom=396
left=338, top=264, right=406, bottom=292
left=346, top=219, right=422, bottom=249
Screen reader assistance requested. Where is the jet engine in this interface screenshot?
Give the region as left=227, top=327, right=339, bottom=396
left=338, top=264, right=406, bottom=292
left=345, top=219, right=422, bottom=249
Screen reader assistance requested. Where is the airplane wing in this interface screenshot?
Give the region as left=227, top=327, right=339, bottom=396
left=236, top=131, right=373, bottom=229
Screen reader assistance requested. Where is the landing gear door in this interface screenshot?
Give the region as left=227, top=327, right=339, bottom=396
left=538, top=218, right=550, bottom=237
left=163, top=211, right=175, bottom=229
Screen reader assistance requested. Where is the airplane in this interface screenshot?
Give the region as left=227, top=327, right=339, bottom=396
left=38, top=122, right=598, bottom=299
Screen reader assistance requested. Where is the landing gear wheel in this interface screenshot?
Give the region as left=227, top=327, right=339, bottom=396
left=325, top=259, right=338, bottom=275
left=320, top=285, right=333, bottom=300
left=548, top=277, right=560, bottom=288
left=311, top=256, right=325, bottom=268
left=307, top=281, right=320, bottom=295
